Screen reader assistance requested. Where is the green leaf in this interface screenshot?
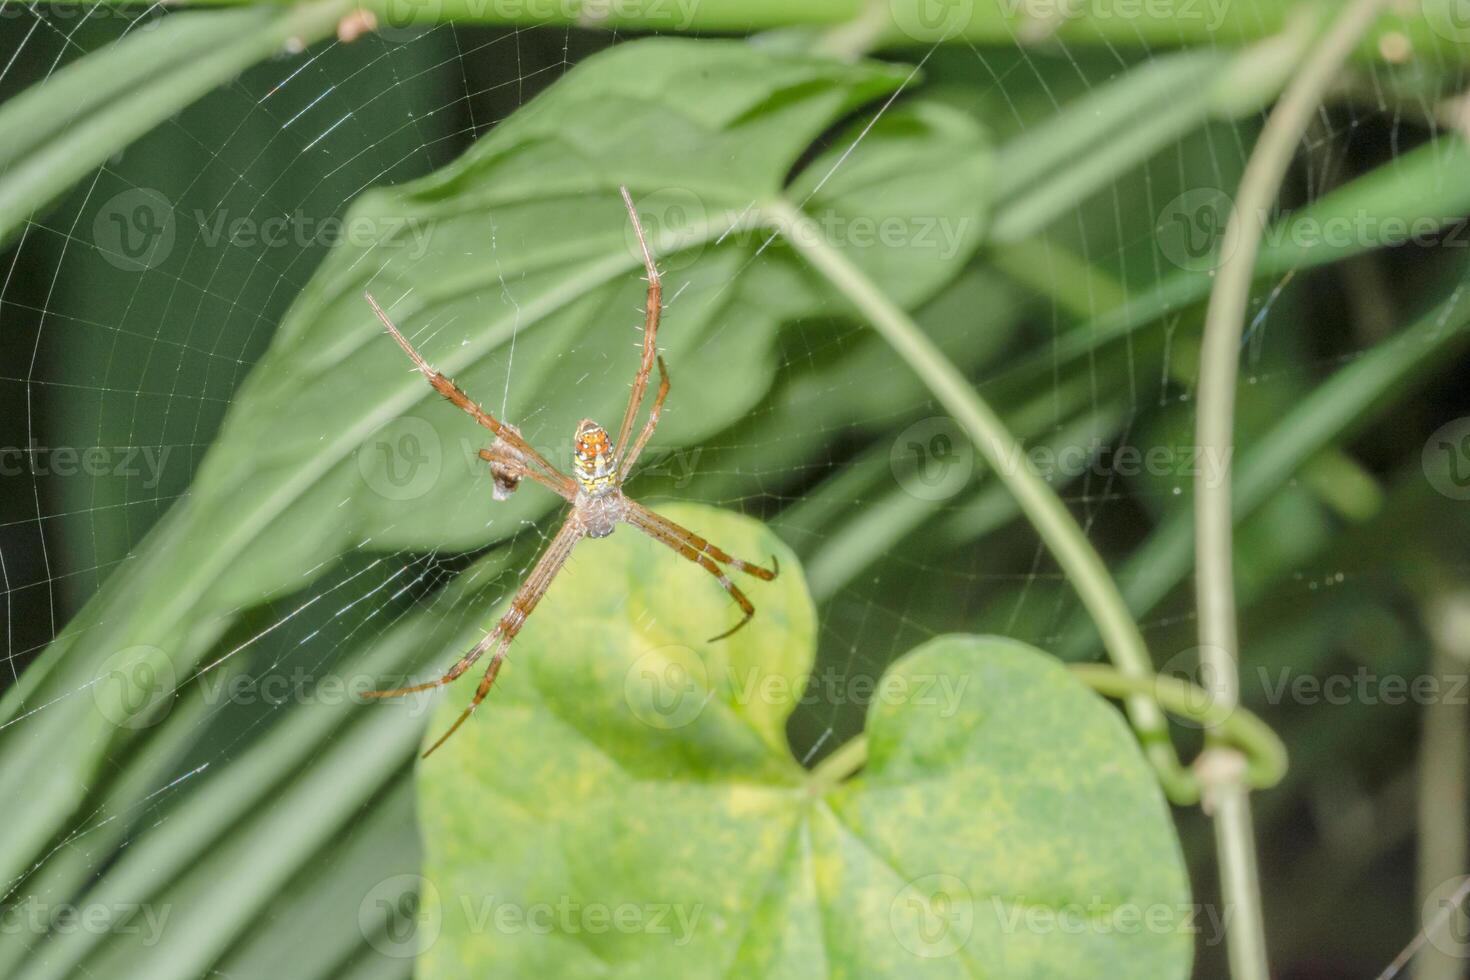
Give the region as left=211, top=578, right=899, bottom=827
left=418, top=503, right=1191, bottom=978
left=0, top=38, right=978, bottom=894
left=0, top=0, right=353, bottom=248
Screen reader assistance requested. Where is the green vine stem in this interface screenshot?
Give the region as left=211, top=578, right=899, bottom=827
left=798, top=665, right=1288, bottom=797
left=1414, top=591, right=1470, bottom=980
left=763, top=197, right=1197, bottom=805
left=1069, top=666, right=1286, bottom=790
left=20, top=0, right=1448, bottom=65
left=1191, top=0, right=1392, bottom=976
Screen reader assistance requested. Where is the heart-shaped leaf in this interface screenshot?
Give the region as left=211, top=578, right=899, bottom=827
left=416, top=503, right=1191, bottom=978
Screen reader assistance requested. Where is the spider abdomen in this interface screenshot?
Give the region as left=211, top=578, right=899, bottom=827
left=578, top=490, right=622, bottom=538
left=572, top=418, right=618, bottom=497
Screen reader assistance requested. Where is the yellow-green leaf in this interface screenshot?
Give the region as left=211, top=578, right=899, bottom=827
left=417, top=503, right=1191, bottom=978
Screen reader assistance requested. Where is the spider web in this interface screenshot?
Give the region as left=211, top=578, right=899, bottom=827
left=1, top=7, right=1468, bottom=977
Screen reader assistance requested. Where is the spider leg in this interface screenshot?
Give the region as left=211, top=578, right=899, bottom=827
left=361, top=627, right=500, bottom=700
left=618, top=355, right=669, bottom=480
left=366, top=517, right=583, bottom=757
left=364, top=292, right=576, bottom=499
left=623, top=502, right=776, bottom=641
left=634, top=518, right=755, bottom=641
left=478, top=446, right=572, bottom=502
left=625, top=500, right=779, bottom=582
left=613, top=186, right=663, bottom=461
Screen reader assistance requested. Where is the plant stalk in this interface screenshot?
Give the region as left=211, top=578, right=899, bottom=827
left=765, top=197, right=1195, bottom=804
left=1191, top=0, right=1392, bottom=976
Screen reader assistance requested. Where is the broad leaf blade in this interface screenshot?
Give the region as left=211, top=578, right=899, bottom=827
left=418, top=504, right=1191, bottom=978
left=0, top=39, right=910, bottom=892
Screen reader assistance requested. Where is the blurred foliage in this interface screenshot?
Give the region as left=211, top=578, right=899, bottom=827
left=0, top=5, right=1468, bottom=979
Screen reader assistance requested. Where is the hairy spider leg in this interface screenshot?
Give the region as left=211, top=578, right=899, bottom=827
left=623, top=501, right=778, bottom=641
left=613, top=185, right=664, bottom=462
left=365, top=519, right=582, bottom=757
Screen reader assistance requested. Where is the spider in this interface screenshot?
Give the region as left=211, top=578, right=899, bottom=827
left=362, top=186, right=778, bottom=757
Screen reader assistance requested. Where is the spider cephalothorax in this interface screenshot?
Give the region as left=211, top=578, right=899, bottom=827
left=362, top=186, right=778, bottom=758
